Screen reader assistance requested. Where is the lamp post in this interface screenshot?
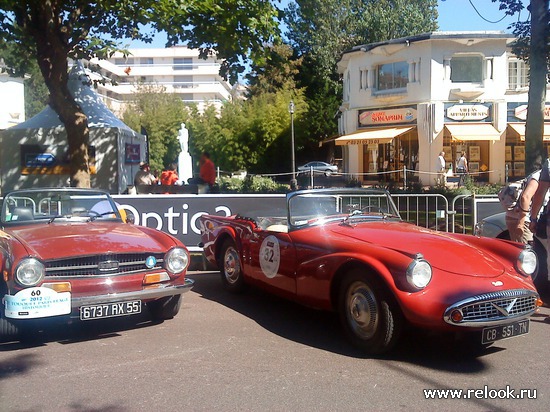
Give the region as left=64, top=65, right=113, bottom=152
left=288, top=100, right=297, bottom=189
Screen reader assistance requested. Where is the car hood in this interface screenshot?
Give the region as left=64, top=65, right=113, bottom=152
left=7, top=222, right=173, bottom=260
left=327, top=221, right=505, bottom=277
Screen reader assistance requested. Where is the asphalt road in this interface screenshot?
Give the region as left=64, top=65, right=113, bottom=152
left=1, top=271, right=549, bottom=412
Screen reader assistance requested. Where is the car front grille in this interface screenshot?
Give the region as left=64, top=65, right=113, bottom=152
left=444, top=289, right=539, bottom=327
left=44, top=253, right=165, bottom=277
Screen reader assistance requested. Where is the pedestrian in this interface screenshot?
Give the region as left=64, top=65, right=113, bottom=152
left=160, top=163, right=179, bottom=191
left=506, top=168, right=544, bottom=244
left=529, top=160, right=550, bottom=308
left=436, top=151, right=446, bottom=186
left=456, top=151, right=468, bottom=187
left=199, top=151, right=216, bottom=192
left=134, top=162, right=158, bottom=190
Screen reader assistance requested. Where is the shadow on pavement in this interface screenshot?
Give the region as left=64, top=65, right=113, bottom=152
left=188, top=272, right=490, bottom=373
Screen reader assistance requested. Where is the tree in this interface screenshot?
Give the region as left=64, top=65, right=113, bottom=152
left=283, top=0, right=438, bottom=160
left=122, top=83, right=189, bottom=174
left=506, top=0, right=549, bottom=172
left=0, top=0, right=280, bottom=188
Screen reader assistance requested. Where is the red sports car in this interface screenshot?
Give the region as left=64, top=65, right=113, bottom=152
left=199, top=188, right=542, bottom=354
left=0, top=188, right=194, bottom=341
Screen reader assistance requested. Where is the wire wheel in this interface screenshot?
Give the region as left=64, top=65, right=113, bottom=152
left=220, top=239, right=245, bottom=292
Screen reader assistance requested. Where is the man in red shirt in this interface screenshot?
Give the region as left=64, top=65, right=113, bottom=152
left=199, top=152, right=216, bottom=191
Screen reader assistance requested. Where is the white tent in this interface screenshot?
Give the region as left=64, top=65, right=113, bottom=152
left=0, top=63, right=146, bottom=194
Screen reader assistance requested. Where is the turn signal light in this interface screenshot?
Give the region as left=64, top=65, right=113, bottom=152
left=43, top=282, right=72, bottom=293
left=450, top=310, right=463, bottom=323
left=536, top=298, right=544, bottom=308
left=143, top=272, right=170, bottom=285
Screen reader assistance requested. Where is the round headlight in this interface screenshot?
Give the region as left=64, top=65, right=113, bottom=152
left=15, top=258, right=45, bottom=286
left=406, top=259, right=432, bottom=289
left=165, top=247, right=190, bottom=274
left=518, top=248, right=537, bottom=276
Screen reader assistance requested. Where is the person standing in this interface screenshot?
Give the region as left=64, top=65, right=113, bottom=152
left=199, top=151, right=216, bottom=192
left=456, top=151, right=468, bottom=187
left=506, top=169, right=543, bottom=244
left=436, top=151, right=446, bottom=186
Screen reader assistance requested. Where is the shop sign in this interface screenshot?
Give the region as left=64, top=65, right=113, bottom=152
left=513, top=104, right=550, bottom=121
left=359, top=107, right=417, bottom=126
left=446, top=104, right=489, bottom=121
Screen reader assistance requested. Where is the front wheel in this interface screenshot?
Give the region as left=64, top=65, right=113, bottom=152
left=147, top=295, right=182, bottom=321
left=338, top=270, right=402, bottom=354
left=220, top=239, right=246, bottom=293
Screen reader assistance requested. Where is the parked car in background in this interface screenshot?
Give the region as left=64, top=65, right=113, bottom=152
left=0, top=188, right=194, bottom=341
left=475, top=211, right=548, bottom=291
left=199, top=188, right=541, bottom=354
left=297, top=161, right=338, bottom=176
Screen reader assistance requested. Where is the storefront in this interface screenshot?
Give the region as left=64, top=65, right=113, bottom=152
left=506, top=103, right=550, bottom=178
left=335, top=106, right=419, bottom=181
left=440, top=102, right=501, bottom=182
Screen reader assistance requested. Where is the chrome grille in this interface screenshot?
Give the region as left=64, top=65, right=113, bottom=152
left=444, top=289, right=539, bottom=327
left=45, top=253, right=165, bottom=277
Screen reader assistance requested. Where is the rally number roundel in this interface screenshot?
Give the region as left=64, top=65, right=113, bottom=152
left=260, top=235, right=280, bottom=279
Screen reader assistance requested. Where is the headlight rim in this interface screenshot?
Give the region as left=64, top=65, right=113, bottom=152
left=15, top=257, right=46, bottom=287
left=164, top=247, right=190, bottom=275
left=517, top=247, right=537, bottom=277
left=406, top=257, right=433, bottom=289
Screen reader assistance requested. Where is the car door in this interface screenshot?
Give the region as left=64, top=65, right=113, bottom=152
left=246, top=227, right=297, bottom=296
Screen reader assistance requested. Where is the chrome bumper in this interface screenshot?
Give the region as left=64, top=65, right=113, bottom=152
left=70, top=278, right=194, bottom=308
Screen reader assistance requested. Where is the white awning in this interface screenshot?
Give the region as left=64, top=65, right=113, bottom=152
left=507, top=123, right=550, bottom=141
left=444, top=124, right=501, bottom=141
left=335, top=126, right=415, bottom=146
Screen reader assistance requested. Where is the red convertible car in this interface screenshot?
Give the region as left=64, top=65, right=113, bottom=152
left=199, top=188, right=542, bottom=354
left=0, top=188, right=194, bottom=341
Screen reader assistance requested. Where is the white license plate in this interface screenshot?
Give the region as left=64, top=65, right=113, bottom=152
left=80, top=300, right=141, bottom=320
left=481, top=319, right=529, bottom=344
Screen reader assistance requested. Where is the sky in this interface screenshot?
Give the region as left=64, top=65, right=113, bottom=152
left=129, top=0, right=530, bottom=48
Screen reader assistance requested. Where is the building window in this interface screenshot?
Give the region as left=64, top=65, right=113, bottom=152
left=508, top=59, right=529, bottom=89
left=115, top=58, right=134, bottom=66
left=141, top=57, right=154, bottom=66
left=376, top=61, right=408, bottom=91
left=450, top=55, right=483, bottom=83
left=173, top=57, right=193, bottom=70
left=359, top=68, right=369, bottom=90
left=174, top=75, right=193, bottom=88
left=180, top=93, right=194, bottom=102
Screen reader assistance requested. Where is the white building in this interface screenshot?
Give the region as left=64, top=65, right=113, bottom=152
left=336, top=31, right=549, bottom=186
left=0, top=68, right=25, bottom=130
left=90, top=46, right=234, bottom=115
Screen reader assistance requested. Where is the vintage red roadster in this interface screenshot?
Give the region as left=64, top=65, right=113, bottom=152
left=199, top=188, right=542, bottom=354
left=0, top=188, right=194, bottom=341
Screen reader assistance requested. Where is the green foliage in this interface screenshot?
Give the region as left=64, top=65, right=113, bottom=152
left=218, top=175, right=289, bottom=194
left=122, top=83, right=189, bottom=173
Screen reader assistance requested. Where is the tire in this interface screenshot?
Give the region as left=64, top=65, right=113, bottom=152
left=0, top=307, right=21, bottom=343
left=338, top=269, right=402, bottom=354
left=324, top=169, right=332, bottom=177
left=147, top=295, right=182, bottom=321
left=219, top=239, right=245, bottom=293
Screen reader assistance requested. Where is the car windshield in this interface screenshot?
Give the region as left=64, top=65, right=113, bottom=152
left=1, top=189, right=121, bottom=225
left=288, top=189, right=401, bottom=229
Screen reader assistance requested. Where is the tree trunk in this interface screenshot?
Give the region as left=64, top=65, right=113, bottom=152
left=525, top=0, right=549, bottom=173
left=30, top=3, right=91, bottom=188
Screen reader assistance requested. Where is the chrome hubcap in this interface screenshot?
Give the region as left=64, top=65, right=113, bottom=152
left=346, top=281, right=378, bottom=339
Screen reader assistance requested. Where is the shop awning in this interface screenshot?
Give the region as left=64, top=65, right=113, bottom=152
left=444, top=124, right=501, bottom=141
left=507, top=123, right=550, bottom=141
left=335, top=126, right=415, bottom=146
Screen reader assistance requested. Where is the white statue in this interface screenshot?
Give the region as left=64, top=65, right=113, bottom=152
left=177, top=123, right=193, bottom=185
